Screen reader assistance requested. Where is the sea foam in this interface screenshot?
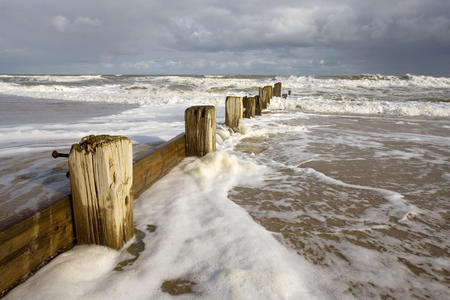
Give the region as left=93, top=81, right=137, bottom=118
left=4, top=151, right=338, bottom=300
left=269, top=97, right=450, bottom=118
left=1, top=75, right=449, bottom=119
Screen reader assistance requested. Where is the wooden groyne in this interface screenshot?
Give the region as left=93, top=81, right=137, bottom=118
left=0, top=134, right=187, bottom=296
left=0, top=81, right=283, bottom=296
left=133, top=134, right=186, bottom=198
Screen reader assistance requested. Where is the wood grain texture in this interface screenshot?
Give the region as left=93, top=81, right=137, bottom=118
left=0, top=134, right=187, bottom=296
left=255, top=95, right=262, bottom=115
left=225, top=96, right=243, bottom=130
left=0, top=82, right=284, bottom=295
left=243, top=97, right=256, bottom=118
left=133, top=134, right=186, bottom=198
left=69, top=135, right=133, bottom=250
left=259, top=87, right=268, bottom=109
left=274, top=82, right=282, bottom=97
left=0, top=197, right=74, bottom=296
left=263, top=86, right=273, bottom=104
left=185, top=106, right=216, bottom=157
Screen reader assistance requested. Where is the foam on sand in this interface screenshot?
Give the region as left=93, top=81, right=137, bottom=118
left=301, top=167, right=421, bottom=222
left=5, top=151, right=340, bottom=300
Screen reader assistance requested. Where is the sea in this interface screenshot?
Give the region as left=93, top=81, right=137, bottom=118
left=0, top=74, right=449, bottom=299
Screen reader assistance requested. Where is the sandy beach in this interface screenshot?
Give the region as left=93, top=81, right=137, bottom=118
left=230, top=112, right=450, bottom=298
left=1, top=74, right=449, bottom=299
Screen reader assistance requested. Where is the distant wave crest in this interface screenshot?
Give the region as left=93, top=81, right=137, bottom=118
left=280, top=74, right=450, bottom=89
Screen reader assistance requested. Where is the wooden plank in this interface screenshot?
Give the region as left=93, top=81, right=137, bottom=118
left=133, top=134, right=186, bottom=198
left=0, top=133, right=186, bottom=296
left=0, top=79, right=286, bottom=292
left=0, top=197, right=75, bottom=296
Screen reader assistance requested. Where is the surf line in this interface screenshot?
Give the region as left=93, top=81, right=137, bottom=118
left=260, top=156, right=421, bottom=223
left=302, top=166, right=421, bottom=222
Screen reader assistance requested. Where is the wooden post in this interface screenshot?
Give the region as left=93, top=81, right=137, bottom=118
left=185, top=106, right=216, bottom=156
left=259, top=88, right=267, bottom=109
left=274, top=82, right=282, bottom=97
left=255, top=95, right=262, bottom=115
left=288, top=90, right=291, bottom=96
left=225, top=96, right=243, bottom=131
left=263, top=85, right=273, bottom=104
left=69, top=135, right=134, bottom=250
left=243, top=96, right=256, bottom=118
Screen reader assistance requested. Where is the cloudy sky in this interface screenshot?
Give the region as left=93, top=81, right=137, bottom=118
left=1, top=0, right=449, bottom=75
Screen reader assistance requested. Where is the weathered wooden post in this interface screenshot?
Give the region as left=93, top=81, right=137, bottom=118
left=255, top=95, right=262, bottom=115
left=185, top=106, right=216, bottom=156
left=288, top=90, right=291, bottom=96
left=259, top=87, right=267, bottom=109
left=225, top=96, right=243, bottom=131
left=243, top=96, right=256, bottom=118
left=263, top=85, right=273, bottom=104
left=274, top=82, right=282, bottom=97
left=69, top=135, right=134, bottom=250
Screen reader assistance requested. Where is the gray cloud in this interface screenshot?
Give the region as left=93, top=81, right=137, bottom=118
left=1, top=0, right=449, bottom=75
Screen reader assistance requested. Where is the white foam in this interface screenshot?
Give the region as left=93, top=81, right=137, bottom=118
left=270, top=97, right=450, bottom=118
left=1, top=74, right=449, bottom=298
left=5, top=152, right=339, bottom=300
left=302, top=167, right=421, bottom=222
left=0, top=104, right=195, bottom=158
left=278, top=74, right=450, bottom=89
left=1, top=74, right=449, bottom=119
left=0, top=75, right=268, bottom=106
left=373, top=149, right=423, bottom=160
left=0, top=75, right=104, bottom=82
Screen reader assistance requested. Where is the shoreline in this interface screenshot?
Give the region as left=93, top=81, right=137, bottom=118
left=0, top=75, right=449, bottom=299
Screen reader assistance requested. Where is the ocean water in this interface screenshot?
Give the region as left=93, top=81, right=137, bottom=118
left=1, top=74, right=449, bottom=299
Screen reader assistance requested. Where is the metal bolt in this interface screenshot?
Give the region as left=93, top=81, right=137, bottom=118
left=52, top=150, right=69, bottom=159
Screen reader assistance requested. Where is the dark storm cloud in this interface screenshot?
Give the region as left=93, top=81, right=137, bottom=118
left=0, top=0, right=449, bottom=75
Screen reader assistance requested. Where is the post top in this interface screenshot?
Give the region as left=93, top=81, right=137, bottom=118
left=185, top=105, right=215, bottom=111
left=226, top=96, right=242, bottom=100
left=72, top=135, right=130, bottom=153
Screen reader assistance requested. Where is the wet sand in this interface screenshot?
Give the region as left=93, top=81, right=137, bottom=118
left=229, top=112, right=450, bottom=299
